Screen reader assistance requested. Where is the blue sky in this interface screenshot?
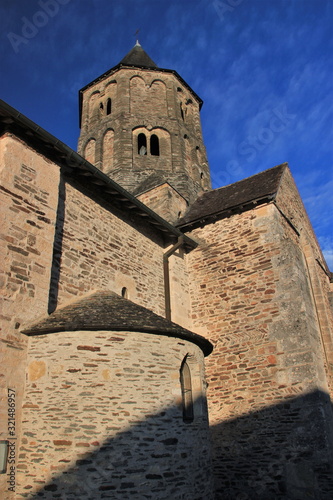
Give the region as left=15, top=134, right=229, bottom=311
left=1, top=0, right=332, bottom=267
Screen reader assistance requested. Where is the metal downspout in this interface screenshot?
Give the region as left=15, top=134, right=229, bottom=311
left=163, top=236, right=184, bottom=321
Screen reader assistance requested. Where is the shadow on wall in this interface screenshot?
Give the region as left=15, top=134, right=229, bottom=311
left=22, top=399, right=212, bottom=500
left=47, top=175, right=66, bottom=314
left=211, top=390, right=333, bottom=500
left=22, top=391, right=333, bottom=500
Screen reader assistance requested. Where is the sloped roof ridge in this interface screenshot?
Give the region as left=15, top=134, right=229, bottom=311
left=21, top=291, right=213, bottom=356
left=177, top=163, right=288, bottom=229
left=212, top=163, right=288, bottom=195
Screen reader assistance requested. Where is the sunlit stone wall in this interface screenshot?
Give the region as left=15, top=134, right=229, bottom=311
left=17, top=330, right=213, bottom=500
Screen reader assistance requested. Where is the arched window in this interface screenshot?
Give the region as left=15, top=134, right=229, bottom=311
left=106, top=98, right=112, bottom=115
left=138, top=133, right=147, bottom=155
left=99, top=102, right=104, bottom=114
left=180, top=357, right=194, bottom=423
left=121, top=287, right=128, bottom=299
left=150, top=134, right=160, bottom=156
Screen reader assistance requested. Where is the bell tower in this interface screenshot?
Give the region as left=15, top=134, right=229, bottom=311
left=77, top=42, right=211, bottom=221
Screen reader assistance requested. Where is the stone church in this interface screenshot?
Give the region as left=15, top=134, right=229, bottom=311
left=0, top=42, right=332, bottom=499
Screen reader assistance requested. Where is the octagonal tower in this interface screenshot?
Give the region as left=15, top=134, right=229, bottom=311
left=77, top=42, right=211, bottom=219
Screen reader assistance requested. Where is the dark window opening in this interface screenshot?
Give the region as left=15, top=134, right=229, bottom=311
left=106, top=98, right=112, bottom=115
left=99, top=102, right=104, bottom=113
left=121, top=287, right=128, bottom=299
left=180, top=358, right=194, bottom=423
left=138, top=133, right=147, bottom=155
left=180, top=103, right=184, bottom=121
left=150, top=134, right=160, bottom=156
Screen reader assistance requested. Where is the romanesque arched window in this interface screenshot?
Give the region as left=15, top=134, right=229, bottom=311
left=180, top=357, right=194, bottom=423
left=106, top=98, right=112, bottom=115
left=150, top=134, right=159, bottom=156
left=138, top=133, right=147, bottom=155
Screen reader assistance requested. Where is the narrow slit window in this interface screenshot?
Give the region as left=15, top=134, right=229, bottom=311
left=180, top=103, right=184, bottom=121
left=150, top=134, right=160, bottom=156
left=180, top=358, right=194, bottom=423
left=138, top=133, right=147, bottom=155
left=106, top=98, right=112, bottom=115
left=99, top=102, right=104, bottom=114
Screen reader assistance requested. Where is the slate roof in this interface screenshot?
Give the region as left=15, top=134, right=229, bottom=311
left=177, top=164, right=287, bottom=231
left=120, top=42, right=158, bottom=68
left=21, top=291, right=213, bottom=356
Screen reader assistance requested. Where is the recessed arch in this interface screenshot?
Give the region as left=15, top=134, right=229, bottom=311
left=130, top=76, right=146, bottom=114
left=105, top=79, right=117, bottom=91
left=102, top=129, right=114, bottom=172
left=150, top=80, right=167, bottom=115
left=150, top=127, right=171, bottom=160
left=88, top=91, right=101, bottom=119
left=84, top=138, right=96, bottom=165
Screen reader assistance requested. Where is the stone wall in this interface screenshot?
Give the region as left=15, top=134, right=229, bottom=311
left=16, top=329, right=213, bottom=500
left=52, top=176, right=167, bottom=318
left=0, top=135, right=60, bottom=499
left=137, top=183, right=188, bottom=224
left=275, top=167, right=333, bottom=385
left=185, top=169, right=333, bottom=498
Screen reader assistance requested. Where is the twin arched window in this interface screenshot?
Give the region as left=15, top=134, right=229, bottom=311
left=137, top=133, right=160, bottom=156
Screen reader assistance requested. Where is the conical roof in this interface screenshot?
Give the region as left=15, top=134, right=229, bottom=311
left=119, top=42, right=158, bottom=68
left=21, top=291, right=213, bottom=356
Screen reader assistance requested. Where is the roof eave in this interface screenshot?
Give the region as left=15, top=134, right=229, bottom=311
left=178, top=194, right=277, bottom=232
left=0, top=99, right=197, bottom=252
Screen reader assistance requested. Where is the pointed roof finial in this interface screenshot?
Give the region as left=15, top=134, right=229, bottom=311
left=134, top=29, right=140, bottom=46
